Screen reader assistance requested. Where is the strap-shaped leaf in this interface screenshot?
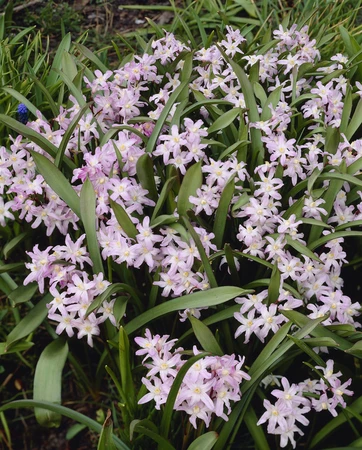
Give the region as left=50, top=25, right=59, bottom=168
left=5, top=294, right=50, bottom=351
left=31, top=151, right=81, bottom=218
left=189, top=316, right=223, bottom=355
left=109, top=199, right=137, bottom=240
left=80, top=178, right=104, bottom=274
left=34, top=338, right=69, bottom=427
left=124, top=287, right=248, bottom=335
left=177, top=161, right=202, bottom=216
left=0, top=400, right=130, bottom=450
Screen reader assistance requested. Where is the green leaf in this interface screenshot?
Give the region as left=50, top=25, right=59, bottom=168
left=285, top=235, right=322, bottom=263
left=282, top=310, right=352, bottom=351
left=97, top=410, right=117, bottom=450
left=187, top=431, right=218, bottom=450
left=150, top=214, right=177, bottom=228
left=346, top=98, right=362, bottom=140
left=0, top=115, right=74, bottom=171
left=74, top=43, right=110, bottom=73
left=1, top=87, right=46, bottom=121
left=80, top=178, right=104, bottom=274
left=0, top=341, right=34, bottom=355
left=5, top=294, right=50, bottom=351
left=34, top=338, right=69, bottom=427
left=124, top=287, right=250, bottom=335
left=183, top=216, right=218, bottom=288
left=345, top=341, right=362, bottom=359
left=177, top=161, right=202, bottom=216
left=55, top=102, right=91, bottom=169
left=47, top=33, right=71, bottom=87
left=0, top=400, right=130, bottom=450
left=150, top=176, right=177, bottom=222
left=213, top=175, right=235, bottom=249
left=0, top=263, right=24, bottom=274
left=310, top=396, right=362, bottom=448
left=318, top=172, right=362, bottom=189
left=109, top=199, right=137, bottom=240
left=30, top=151, right=81, bottom=218
left=146, top=80, right=188, bottom=153
left=309, top=230, right=362, bottom=251
left=3, top=232, right=30, bottom=259
left=136, top=154, right=158, bottom=202
left=130, top=421, right=175, bottom=450
left=189, top=316, right=223, bottom=355
left=267, top=264, right=280, bottom=305
left=119, top=327, right=136, bottom=414
left=86, top=283, right=140, bottom=318
left=8, top=283, right=38, bottom=305
left=287, top=334, right=325, bottom=366
left=207, top=108, right=241, bottom=134
left=244, top=407, right=270, bottom=450
left=217, top=46, right=263, bottom=168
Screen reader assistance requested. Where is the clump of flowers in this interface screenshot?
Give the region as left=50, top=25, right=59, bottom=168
left=1, top=19, right=361, bottom=448
left=135, top=329, right=250, bottom=428
left=258, top=361, right=353, bottom=448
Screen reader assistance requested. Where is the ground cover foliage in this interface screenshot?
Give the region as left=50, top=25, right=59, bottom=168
left=2, top=0, right=362, bottom=449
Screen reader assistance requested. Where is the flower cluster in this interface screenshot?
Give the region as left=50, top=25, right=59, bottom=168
left=135, top=329, right=250, bottom=428
left=258, top=361, right=353, bottom=448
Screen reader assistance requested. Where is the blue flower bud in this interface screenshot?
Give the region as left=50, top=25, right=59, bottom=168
left=17, top=103, right=29, bottom=124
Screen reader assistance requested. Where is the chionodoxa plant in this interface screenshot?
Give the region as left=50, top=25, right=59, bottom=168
left=1, top=17, right=362, bottom=450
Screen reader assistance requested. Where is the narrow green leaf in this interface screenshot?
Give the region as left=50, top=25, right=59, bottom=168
left=310, top=396, right=362, bottom=448
left=189, top=316, right=223, bottom=355
left=287, top=334, right=325, bottom=366
left=187, top=431, right=218, bottom=450
left=34, top=338, right=69, bottom=427
left=244, top=407, right=270, bottom=450
left=86, top=283, right=140, bottom=317
left=1, top=87, right=46, bottom=120
left=0, top=341, right=34, bottom=355
left=146, top=80, right=188, bottom=153
left=0, top=400, right=130, bottom=450
left=318, top=172, right=362, bottom=189
left=47, top=33, right=71, bottom=87
left=213, top=176, right=235, bottom=249
left=150, top=214, right=177, bottom=228
left=5, top=294, right=50, bottom=350
left=309, top=230, right=362, bottom=251
left=119, top=327, right=136, bottom=414
left=75, top=43, right=110, bottom=73
left=80, top=178, right=104, bottom=274
left=345, top=341, right=362, bottom=359
left=3, top=232, right=29, bottom=259
left=217, top=46, right=263, bottom=168
left=207, top=108, right=241, bottom=134
left=109, top=199, right=137, bottom=240
left=97, top=410, right=117, bottom=450
left=282, top=310, right=352, bottom=351
left=177, top=161, right=202, bottom=216
left=136, top=154, right=158, bottom=202
left=0, top=263, right=24, bottom=274
left=346, top=98, right=362, bottom=140
left=131, top=424, right=175, bottom=450
left=31, top=151, right=81, bottom=218
left=183, top=216, right=218, bottom=288
left=55, top=102, right=92, bottom=169
left=124, top=287, right=249, bottom=335
left=267, top=264, right=280, bottom=305
left=150, top=176, right=177, bottom=223
left=285, top=235, right=322, bottom=263
left=8, top=283, right=38, bottom=305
